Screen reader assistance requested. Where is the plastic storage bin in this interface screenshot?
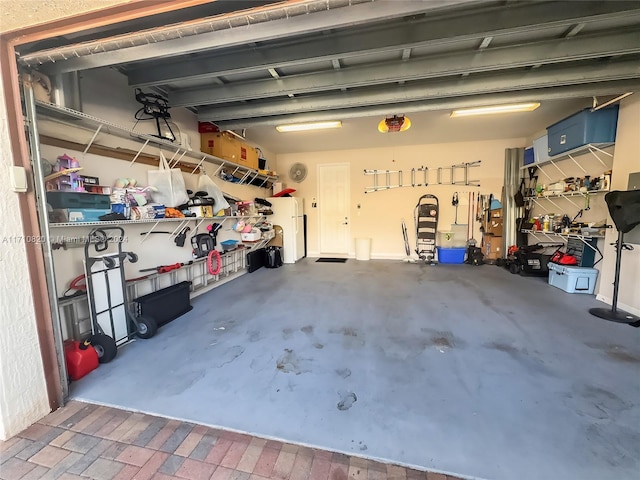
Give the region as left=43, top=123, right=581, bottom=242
left=547, top=263, right=598, bottom=294
left=523, top=147, right=535, bottom=165
left=546, top=105, right=619, bottom=156
left=436, top=247, right=466, bottom=264
left=533, top=135, right=549, bottom=163
left=133, top=281, right=193, bottom=327
left=437, top=231, right=456, bottom=247
left=47, top=191, right=111, bottom=209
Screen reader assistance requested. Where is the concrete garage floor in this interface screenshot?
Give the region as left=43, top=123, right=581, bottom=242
left=71, top=260, right=640, bottom=480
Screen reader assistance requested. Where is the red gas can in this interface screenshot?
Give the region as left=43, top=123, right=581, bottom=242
left=64, top=340, right=99, bottom=380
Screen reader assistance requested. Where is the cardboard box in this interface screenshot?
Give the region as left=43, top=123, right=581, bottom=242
left=485, top=218, right=503, bottom=236
left=200, top=132, right=259, bottom=169
left=188, top=205, right=214, bottom=218
left=483, top=235, right=503, bottom=260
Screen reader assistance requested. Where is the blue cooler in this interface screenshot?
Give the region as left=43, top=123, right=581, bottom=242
left=548, top=263, right=598, bottom=294
left=437, top=247, right=466, bottom=264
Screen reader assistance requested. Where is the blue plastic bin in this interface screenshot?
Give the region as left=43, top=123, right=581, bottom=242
left=523, top=146, right=535, bottom=165
left=437, top=247, right=466, bottom=264
left=546, top=105, right=618, bottom=156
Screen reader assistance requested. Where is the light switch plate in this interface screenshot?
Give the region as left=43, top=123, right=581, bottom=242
left=10, top=166, right=27, bottom=192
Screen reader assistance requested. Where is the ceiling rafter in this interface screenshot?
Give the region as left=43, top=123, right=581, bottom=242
left=25, top=0, right=481, bottom=73
left=198, top=61, right=640, bottom=122
left=170, top=30, right=640, bottom=108
left=124, top=2, right=640, bottom=88
left=210, top=80, right=640, bottom=130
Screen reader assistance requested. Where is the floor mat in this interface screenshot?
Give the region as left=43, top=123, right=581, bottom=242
left=316, top=257, right=348, bottom=263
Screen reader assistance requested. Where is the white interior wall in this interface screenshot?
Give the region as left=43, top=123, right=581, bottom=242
left=596, top=94, right=640, bottom=316
left=276, top=138, right=525, bottom=258
left=0, top=77, right=50, bottom=440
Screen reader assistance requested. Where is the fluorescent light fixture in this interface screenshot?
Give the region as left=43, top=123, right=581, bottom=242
left=450, top=102, right=540, bottom=117
left=276, top=121, right=342, bottom=132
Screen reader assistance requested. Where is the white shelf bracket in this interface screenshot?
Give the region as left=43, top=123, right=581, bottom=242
left=548, top=159, right=567, bottom=177
left=213, top=162, right=227, bottom=177
left=191, top=157, right=206, bottom=175
left=545, top=197, right=562, bottom=210
left=139, top=220, right=161, bottom=244
left=587, top=146, right=611, bottom=168
left=170, top=219, right=189, bottom=236
left=558, top=193, right=580, bottom=209
left=173, top=150, right=187, bottom=167
left=239, top=170, right=252, bottom=184
left=538, top=166, right=554, bottom=181
left=194, top=218, right=208, bottom=232
left=567, top=154, right=587, bottom=174
left=83, top=124, right=103, bottom=155
left=169, top=148, right=182, bottom=167
left=130, top=139, right=150, bottom=166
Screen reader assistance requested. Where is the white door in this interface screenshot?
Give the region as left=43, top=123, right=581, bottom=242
left=318, top=163, right=350, bottom=255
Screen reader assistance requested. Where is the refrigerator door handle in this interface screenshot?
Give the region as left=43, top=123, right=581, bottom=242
left=294, top=200, right=299, bottom=234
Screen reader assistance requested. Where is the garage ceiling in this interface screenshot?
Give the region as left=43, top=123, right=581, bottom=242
left=16, top=0, right=640, bottom=149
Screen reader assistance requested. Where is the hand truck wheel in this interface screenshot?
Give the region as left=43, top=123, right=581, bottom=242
left=88, top=333, right=117, bottom=363
left=135, top=316, right=158, bottom=339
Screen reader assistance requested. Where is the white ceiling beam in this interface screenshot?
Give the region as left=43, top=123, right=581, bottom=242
left=171, top=30, right=640, bottom=107
left=27, top=0, right=482, bottom=73
left=124, top=2, right=640, bottom=87
left=197, top=61, right=640, bottom=121
left=210, top=80, right=640, bottom=130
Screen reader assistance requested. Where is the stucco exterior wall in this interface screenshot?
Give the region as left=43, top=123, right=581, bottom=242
left=0, top=78, right=50, bottom=440
left=0, top=0, right=131, bottom=441
left=0, top=0, right=130, bottom=33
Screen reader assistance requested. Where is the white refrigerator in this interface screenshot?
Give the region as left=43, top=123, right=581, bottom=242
left=268, top=197, right=305, bottom=264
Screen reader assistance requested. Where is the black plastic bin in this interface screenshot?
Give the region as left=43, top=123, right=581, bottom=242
left=133, top=281, right=192, bottom=327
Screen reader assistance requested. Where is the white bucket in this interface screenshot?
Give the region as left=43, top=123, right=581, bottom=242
left=355, top=238, right=372, bottom=261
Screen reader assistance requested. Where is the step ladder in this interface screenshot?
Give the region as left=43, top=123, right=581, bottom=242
left=364, top=160, right=481, bottom=193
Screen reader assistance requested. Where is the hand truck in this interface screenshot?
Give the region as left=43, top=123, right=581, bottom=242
left=414, top=194, right=439, bottom=265
left=84, top=227, right=157, bottom=363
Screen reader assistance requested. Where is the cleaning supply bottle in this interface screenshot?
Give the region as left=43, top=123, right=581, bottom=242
left=543, top=215, right=550, bottom=232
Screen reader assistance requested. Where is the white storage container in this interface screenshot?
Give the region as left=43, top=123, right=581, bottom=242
left=241, top=229, right=262, bottom=242
left=533, top=134, right=549, bottom=163
left=548, top=263, right=598, bottom=294
left=437, top=231, right=456, bottom=246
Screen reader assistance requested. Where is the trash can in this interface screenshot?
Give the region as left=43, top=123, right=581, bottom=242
left=355, top=238, right=371, bottom=261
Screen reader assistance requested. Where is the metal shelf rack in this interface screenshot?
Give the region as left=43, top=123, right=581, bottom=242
left=35, top=100, right=278, bottom=188
left=520, top=142, right=614, bottom=172
left=525, top=188, right=609, bottom=211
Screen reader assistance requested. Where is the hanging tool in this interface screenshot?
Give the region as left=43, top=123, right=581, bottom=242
left=174, top=226, right=191, bottom=247
left=139, top=261, right=193, bottom=274
left=572, top=209, right=584, bottom=224
left=468, top=192, right=477, bottom=246
left=452, top=192, right=459, bottom=224
left=585, top=191, right=591, bottom=211
left=139, top=231, right=172, bottom=235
